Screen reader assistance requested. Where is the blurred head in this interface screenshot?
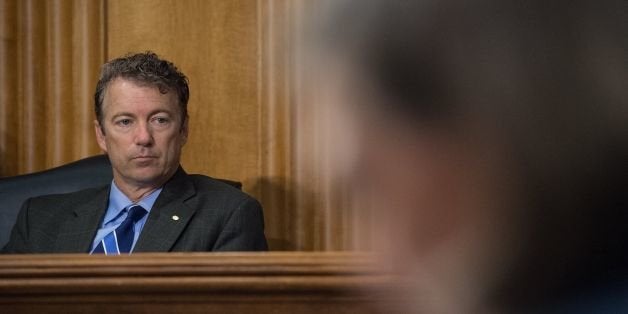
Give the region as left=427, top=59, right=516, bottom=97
left=93, top=52, right=189, bottom=190
left=314, top=0, right=627, bottom=311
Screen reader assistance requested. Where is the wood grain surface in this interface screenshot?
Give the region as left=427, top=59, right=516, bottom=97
left=0, top=252, right=402, bottom=313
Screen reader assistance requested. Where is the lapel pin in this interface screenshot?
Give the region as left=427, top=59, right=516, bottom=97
left=172, top=215, right=180, bottom=221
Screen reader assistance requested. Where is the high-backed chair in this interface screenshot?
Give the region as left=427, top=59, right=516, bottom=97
left=0, top=155, right=241, bottom=249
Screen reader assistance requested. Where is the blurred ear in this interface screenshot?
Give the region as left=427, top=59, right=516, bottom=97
left=94, top=120, right=108, bottom=152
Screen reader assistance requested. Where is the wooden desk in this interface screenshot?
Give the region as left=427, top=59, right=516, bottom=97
left=0, top=252, right=397, bottom=313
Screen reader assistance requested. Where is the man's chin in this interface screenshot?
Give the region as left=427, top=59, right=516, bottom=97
left=124, top=170, right=170, bottom=187
left=113, top=162, right=178, bottom=186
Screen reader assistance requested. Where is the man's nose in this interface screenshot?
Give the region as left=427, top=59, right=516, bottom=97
left=134, top=123, right=154, bottom=146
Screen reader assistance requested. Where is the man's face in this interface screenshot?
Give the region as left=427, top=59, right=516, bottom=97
left=95, top=78, right=188, bottom=188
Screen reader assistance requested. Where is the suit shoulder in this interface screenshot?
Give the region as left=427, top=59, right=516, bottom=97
left=14, top=184, right=109, bottom=234
left=27, top=185, right=109, bottom=209
left=187, top=175, right=259, bottom=205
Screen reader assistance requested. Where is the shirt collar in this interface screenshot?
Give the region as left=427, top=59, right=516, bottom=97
left=104, top=180, right=163, bottom=224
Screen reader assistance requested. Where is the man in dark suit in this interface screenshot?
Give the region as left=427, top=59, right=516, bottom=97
left=2, top=52, right=268, bottom=254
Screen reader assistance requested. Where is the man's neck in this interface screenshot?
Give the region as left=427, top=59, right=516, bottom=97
left=113, top=179, right=166, bottom=203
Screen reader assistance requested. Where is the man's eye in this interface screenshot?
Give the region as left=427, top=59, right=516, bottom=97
left=154, top=117, right=170, bottom=124
left=116, top=119, right=132, bottom=126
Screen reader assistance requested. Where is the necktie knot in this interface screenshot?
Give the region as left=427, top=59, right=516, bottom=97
left=126, top=205, right=147, bottom=223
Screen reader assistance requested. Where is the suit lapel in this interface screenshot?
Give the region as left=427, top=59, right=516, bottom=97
left=54, top=186, right=109, bottom=253
left=134, top=168, right=196, bottom=252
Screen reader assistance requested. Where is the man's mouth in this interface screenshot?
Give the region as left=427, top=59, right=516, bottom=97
left=132, top=155, right=157, bottom=160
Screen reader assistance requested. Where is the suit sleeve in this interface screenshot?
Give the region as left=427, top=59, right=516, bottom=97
left=212, top=197, right=268, bottom=251
left=2, top=199, right=32, bottom=254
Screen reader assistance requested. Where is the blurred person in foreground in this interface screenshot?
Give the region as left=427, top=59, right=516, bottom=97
left=312, top=0, right=627, bottom=312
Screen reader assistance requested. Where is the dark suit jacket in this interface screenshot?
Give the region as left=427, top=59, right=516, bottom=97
left=2, top=168, right=268, bottom=253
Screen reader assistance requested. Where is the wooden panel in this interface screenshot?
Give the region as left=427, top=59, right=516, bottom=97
left=0, top=0, right=18, bottom=177
left=272, top=1, right=373, bottom=251
left=107, top=0, right=261, bottom=187
left=0, top=252, right=400, bottom=313
left=70, top=0, right=106, bottom=159
left=0, top=0, right=105, bottom=176
left=258, top=0, right=299, bottom=250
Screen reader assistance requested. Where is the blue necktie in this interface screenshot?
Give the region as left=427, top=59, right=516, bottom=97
left=91, top=205, right=147, bottom=255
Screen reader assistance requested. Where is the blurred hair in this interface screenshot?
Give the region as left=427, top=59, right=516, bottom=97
left=94, top=51, right=189, bottom=132
left=320, top=0, right=628, bottom=308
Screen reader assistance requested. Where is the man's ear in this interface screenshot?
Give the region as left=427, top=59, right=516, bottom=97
left=94, top=120, right=108, bottom=152
left=180, top=117, right=189, bottom=146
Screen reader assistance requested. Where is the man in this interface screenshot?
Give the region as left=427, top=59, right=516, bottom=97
left=3, top=52, right=268, bottom=254
left=314, top=0, right=627, bottom=312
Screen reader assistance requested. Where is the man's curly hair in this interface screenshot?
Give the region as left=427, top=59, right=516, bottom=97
left=94, top=51, right=189, bottom=133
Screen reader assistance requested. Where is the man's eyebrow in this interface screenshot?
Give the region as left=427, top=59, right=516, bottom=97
left=149, top=109, right=173, bottom=116
left=110, top=112, right=135, bottom=120
left=110, top=110, right=173, bottom=120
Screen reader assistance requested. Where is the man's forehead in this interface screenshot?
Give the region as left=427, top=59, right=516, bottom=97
left=107, top=77, right=171, bottom=94
left=102, top=78, right=179, bottom=109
